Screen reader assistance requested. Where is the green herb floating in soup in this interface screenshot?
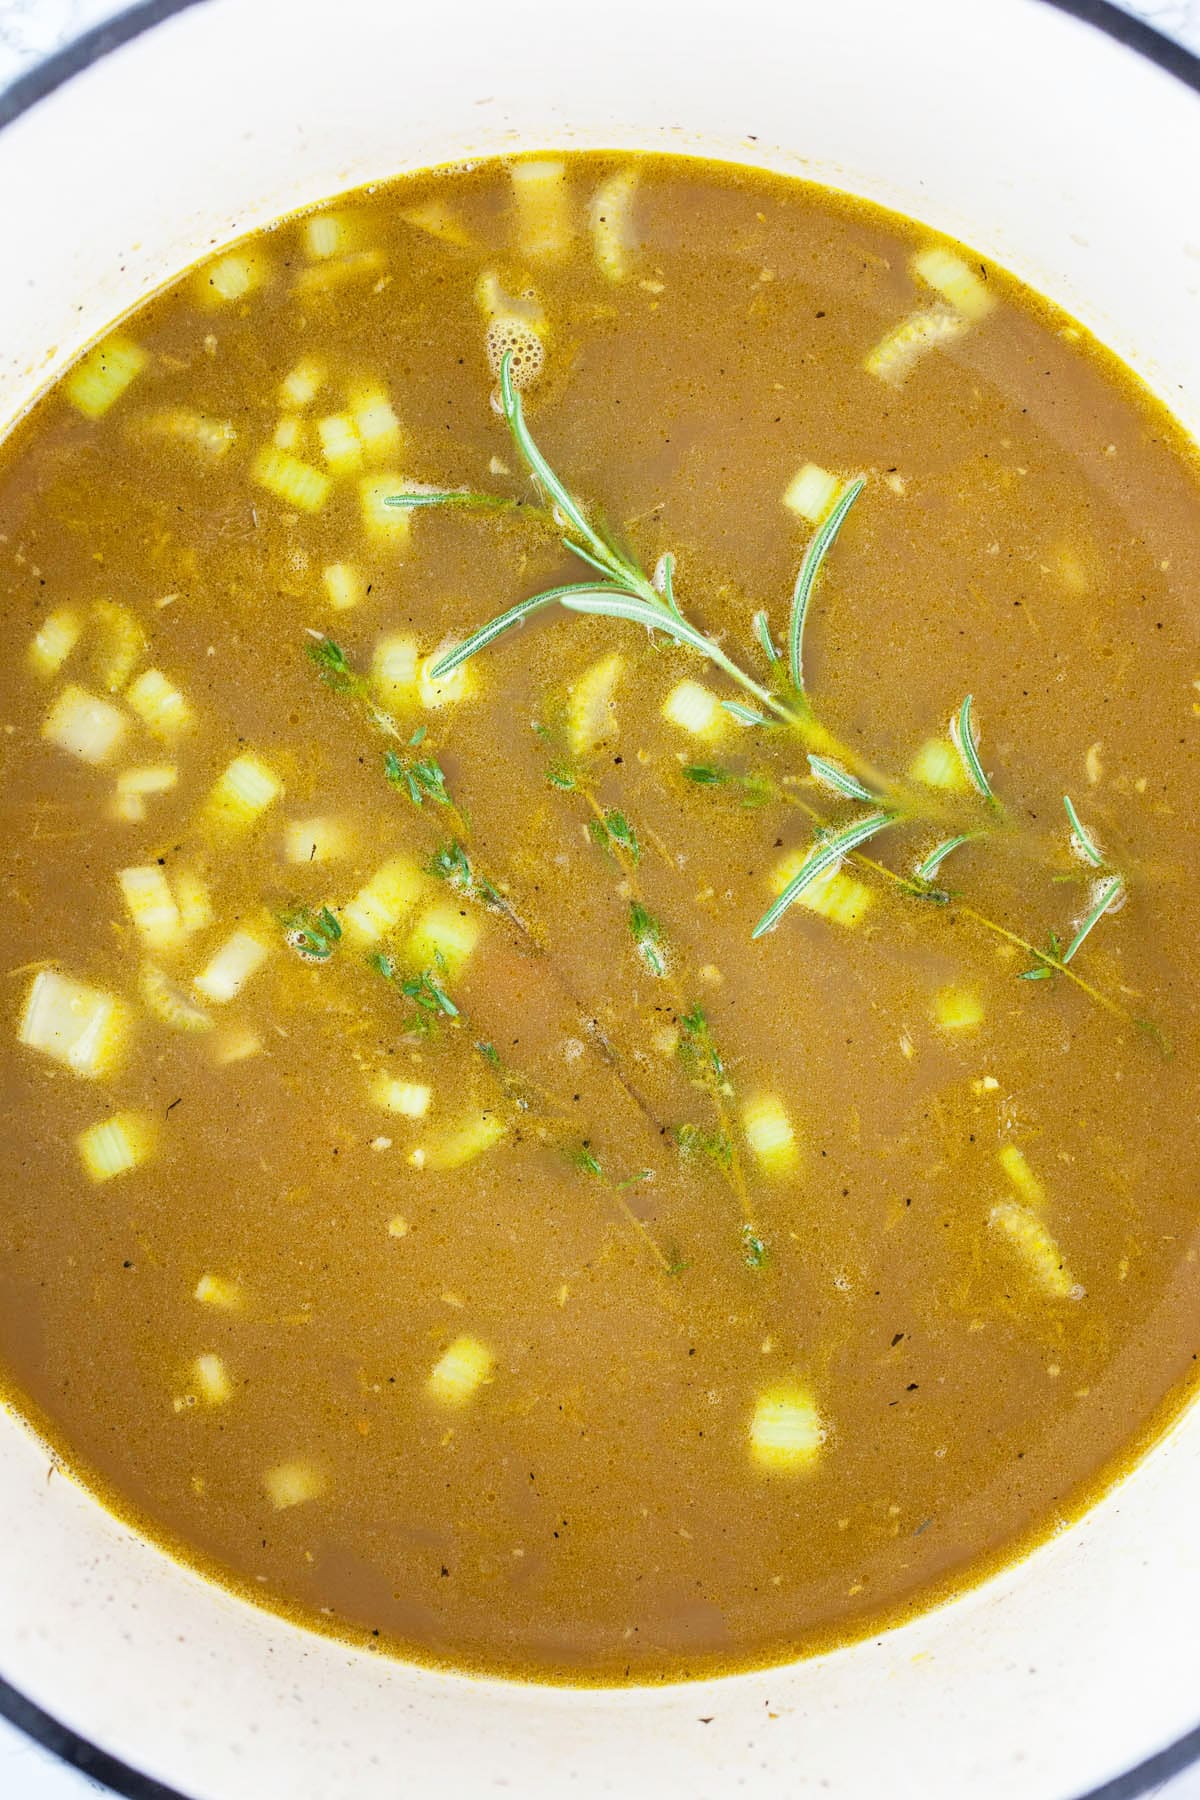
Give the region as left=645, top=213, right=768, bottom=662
left=1, top=152, right=1199, bottom=1684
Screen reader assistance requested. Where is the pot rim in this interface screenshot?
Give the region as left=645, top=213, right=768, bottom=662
left=0, top=2, right=1198, bottom=1796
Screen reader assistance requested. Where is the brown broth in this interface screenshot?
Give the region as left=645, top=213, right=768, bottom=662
left=1, top=153, right=1200, bottom=1684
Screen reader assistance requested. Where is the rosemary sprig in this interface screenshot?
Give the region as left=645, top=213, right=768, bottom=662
left=375, top=352, right=1153, bottom=1035
left=753, top=811, right=899, bottom=938
left=788, top=477, right=865, bottom=695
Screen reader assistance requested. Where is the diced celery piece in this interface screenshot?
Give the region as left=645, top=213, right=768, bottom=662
left=294, top=250, right=384, bottom=295
left=418, top=651, right=472, bottom=709
left=372, top=633, right=419, bottom=702
left=741, top=1094, right=799, bottom=1175
left=427, top=1334, right=495, bottom=1406
left=749, top=1385, right=826, bottom=1469
left=43, top=684, right=127, bottom=764
left=273, top=415, right=303, bottom=452
left=195, top=250, right=267, bottom=307
left=118, top=866, right=182, bottom=948
left=125, top=668, right=193, bottom=739
left=510, top=158, right=572, bottom=262
left=205, top=753, right=281, bottom=828
left=782, top=462, right=839, bottom=525
left=990, top=1201, right=1081, bottom=1300
left=589, top=169, right=638, bottom=282
left=29, top=607, right=82, bottom=676
left=89, top=600, right=145, bottom=693
left=19, top=969, right=128, bottom=1078
left=113, top=763, right=177, bottom=823
left=420, top=1111, right=507, bottom=1171
left=371, top=1078, right=432, bottom=1118
left=348, top=385, right=401, bottom=461
left=998, top=1144, right=1046, bottom=1208
left=662, top=679, right=725, bottom=740
left=342, top=857, right=423, bottom=944
left=399, top=200, right=473, bottom=248
left=933, top=986, right=983, bottom=1031
left=264, top=1461, right=326, bottom=1509
left=193, top=1272, right=243, bottom=1309
left=278, top=356, right=325, bottom=410
left=768, top=849, right=874, bottom=928
left=135, top=408, right=236, bottom=461
left=912, top=246, right=995, bottom=323
left=406, top=903, right=479, bottom=976
left=908, top=736, right=969, bottom=791
left=251, top=445, right=330, bottom=513
left=304, top=213, right=352, bottom=260
left=284, top=816, right=348, bottom=864
left=139, top=962, right=213, bottom=1033
left=193, top=931, right=270, bottom=1004
left=77, top=1111, right=153, bottom=1182
left=864, top=305, right=969, bottom=386
left=192, top=1353, right=233, bottom=1406
left=174, top=868, right=213, bottom=934
left=316, top=412, right=363, bottom=473
left=64, top=335, right=147, bottom=419
left=476, top=271, right=546, bottom=389
left=568, top=652, right=623, bottom=754
left=211, top=1027, right=262, bottom=1066
left=359, top=473, right=411, bottom=541
left=322, top=563, right=366, bottom=612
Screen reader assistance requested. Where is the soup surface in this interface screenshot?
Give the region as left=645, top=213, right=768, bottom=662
left=1, top=153, right=1199, bottom=1683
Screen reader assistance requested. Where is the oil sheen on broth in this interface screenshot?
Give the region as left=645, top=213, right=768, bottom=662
left=1, top=154, right=1199, bottom=1685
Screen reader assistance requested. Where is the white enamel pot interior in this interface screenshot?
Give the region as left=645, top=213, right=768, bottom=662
left=2, top=1, right=1200, bottom=1796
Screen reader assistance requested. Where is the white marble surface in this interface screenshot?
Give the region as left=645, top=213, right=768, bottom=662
left=1, top=0, right=1200, bottom=1794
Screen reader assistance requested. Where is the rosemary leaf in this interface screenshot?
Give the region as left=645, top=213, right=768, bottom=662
left=683, top=763, right=729, bottom=785
left=429, top=583, right=616, bottom=680
left=1062, top=875, right=1125, bottom=964
left=915, top=832, right=976, bottom=883
left=808, top=754, right=876, bottom=802
left=383, top=488, right=523, bottom=513
left=950, top=694, right=994, bottom=801
left=655, top=551, right=687, bottom=622
left=500, top=354, right=618, bottom=571
left=752, top=810, right=898, bottom=938
left=788, top=476, right=866, bottom=694
left=753, top=609, right=780, bottom=664
left=722, top=699, right=769, bottom=727
left=1064, top=794, right=1104, bottom=867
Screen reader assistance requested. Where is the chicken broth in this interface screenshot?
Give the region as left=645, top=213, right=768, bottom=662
left=2, top=152, right=1199, bottom=1682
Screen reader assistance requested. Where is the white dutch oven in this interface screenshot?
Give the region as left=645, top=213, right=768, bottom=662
left=2, top=1, right=1199, bottom=1794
